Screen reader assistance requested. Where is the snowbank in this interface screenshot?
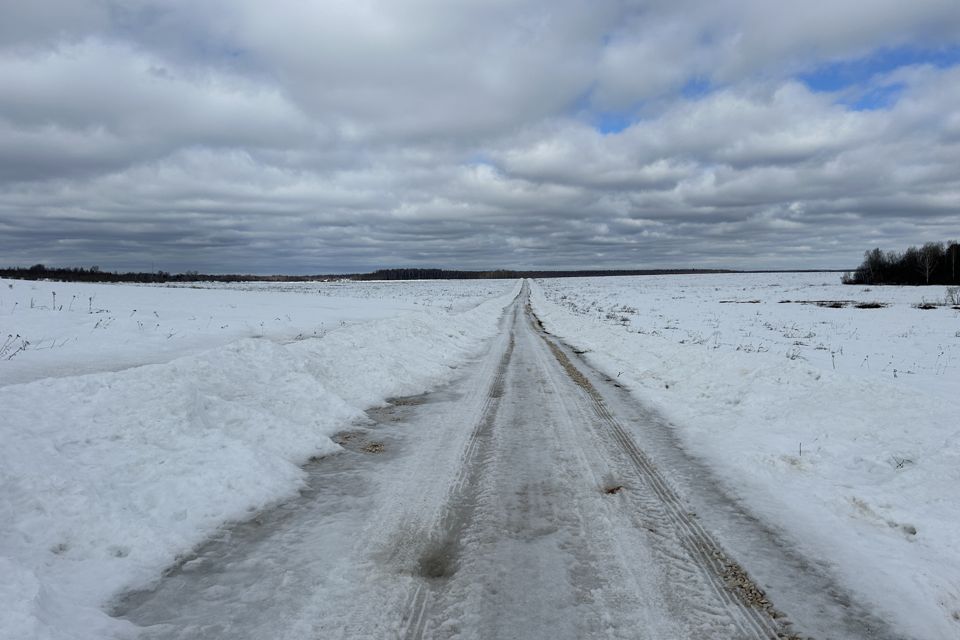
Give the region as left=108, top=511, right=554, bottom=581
left=0, top=278, right=519, bottom=640
left=530, top=274, right=960, bottom=639
left=0, top=278, right=512, bottom=387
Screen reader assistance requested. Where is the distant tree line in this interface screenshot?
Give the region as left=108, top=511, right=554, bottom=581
left=353, top=268, right=520, bottom=280
left=843, top=242, right=960, bottom=285
left=0, top=264, right=349, bottom=283
left=0, top=264, right=743, bottom=283
left=353, top=268, right=736, bottom=280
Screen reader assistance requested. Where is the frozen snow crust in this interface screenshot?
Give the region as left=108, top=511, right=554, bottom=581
left=530, top=273, right=960, bottom=639
left=0, top=278, right=519, bottom=640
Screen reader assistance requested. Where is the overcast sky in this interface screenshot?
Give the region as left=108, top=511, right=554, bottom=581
left=1, top=1, right=959, bottom=273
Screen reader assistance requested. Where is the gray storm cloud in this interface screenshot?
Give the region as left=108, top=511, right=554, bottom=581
left=1, top=0, right=959, bottom=272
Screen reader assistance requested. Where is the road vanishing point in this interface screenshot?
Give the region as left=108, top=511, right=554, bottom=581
left=113, top=283, right=899, bottom=640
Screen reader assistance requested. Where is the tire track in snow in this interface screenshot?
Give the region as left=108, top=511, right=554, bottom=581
left=399, top=304, right=518, bottom=640
left=402, top=288, right=785, bottom=639
left=401, top=288, right=787, bottom=638
left=530, top=298, right=902, bottom=640
left=534, top=309, right=792, bottom=640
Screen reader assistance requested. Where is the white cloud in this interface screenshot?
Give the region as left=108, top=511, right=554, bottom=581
left=0, top=0, right=958, bottom=271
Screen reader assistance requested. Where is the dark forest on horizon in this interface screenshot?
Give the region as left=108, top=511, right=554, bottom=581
left=0, top=264, right=860, bottom=284
left=843, top=242, right=960, bottom=286
left=0, top=264, right=746, bottom=283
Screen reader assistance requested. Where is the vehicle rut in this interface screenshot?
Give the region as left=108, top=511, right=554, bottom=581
left=537, top=326, right=791, bottom=639
left=399, top=304, right=518, bottom=639
left=398, top=288, right=795, bottom=638
left=528, top=296, right=901, bottom=640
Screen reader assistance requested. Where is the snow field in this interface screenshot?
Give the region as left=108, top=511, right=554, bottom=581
left=0, top=278, right=512, bottom=387
left=530, top=273, right=960, bottom=640
left=0, top=278, right=519, bottom=640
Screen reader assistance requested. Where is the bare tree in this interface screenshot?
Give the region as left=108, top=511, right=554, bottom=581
left=949, top=242, right=958, bottom=282
left=864, top=248, right=885, bottom=282
left=918, top=242, right=944, bottom=285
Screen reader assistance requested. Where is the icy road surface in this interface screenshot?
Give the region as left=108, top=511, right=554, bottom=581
left=113, top=284, right=899, bottom=639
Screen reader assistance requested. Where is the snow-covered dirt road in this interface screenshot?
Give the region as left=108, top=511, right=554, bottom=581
left=112, top=283, right=900, bottom=639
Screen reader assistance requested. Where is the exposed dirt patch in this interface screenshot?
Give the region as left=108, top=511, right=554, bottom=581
left=416, top=538, right=460, bottom=581
left=719, top=299, right=761, bottom=304
left=778, top=299, right=889, bottom=310
left=366, top=392, right=431, bottom=424
left=333, top=431, right=364, bottom=447
left=330, top=431, right=385, bottom=455
left=779, top=300, right=857, bottom=308
left=542, top=338, right=603, bottom=403
left=361, top=441, right=385, bottom=454
left=388, top=394, right=428, bottom=407
left=526, top=304, right=550, bottom=334
left=603, top=484, right=625, bottom=495
left=718, top=553, right=798, bottom=636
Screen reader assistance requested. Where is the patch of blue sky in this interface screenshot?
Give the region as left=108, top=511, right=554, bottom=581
left=594, top=112, right=633, bottom=134
left=681, top=76, right=712, bottom=99
left=580, top=78, right=715, bottom=135
left=848, top=82, right=906, bottom=111
left=567, top=88, right=635, bottom=134
left=799, top=44, right=960, bottom=92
